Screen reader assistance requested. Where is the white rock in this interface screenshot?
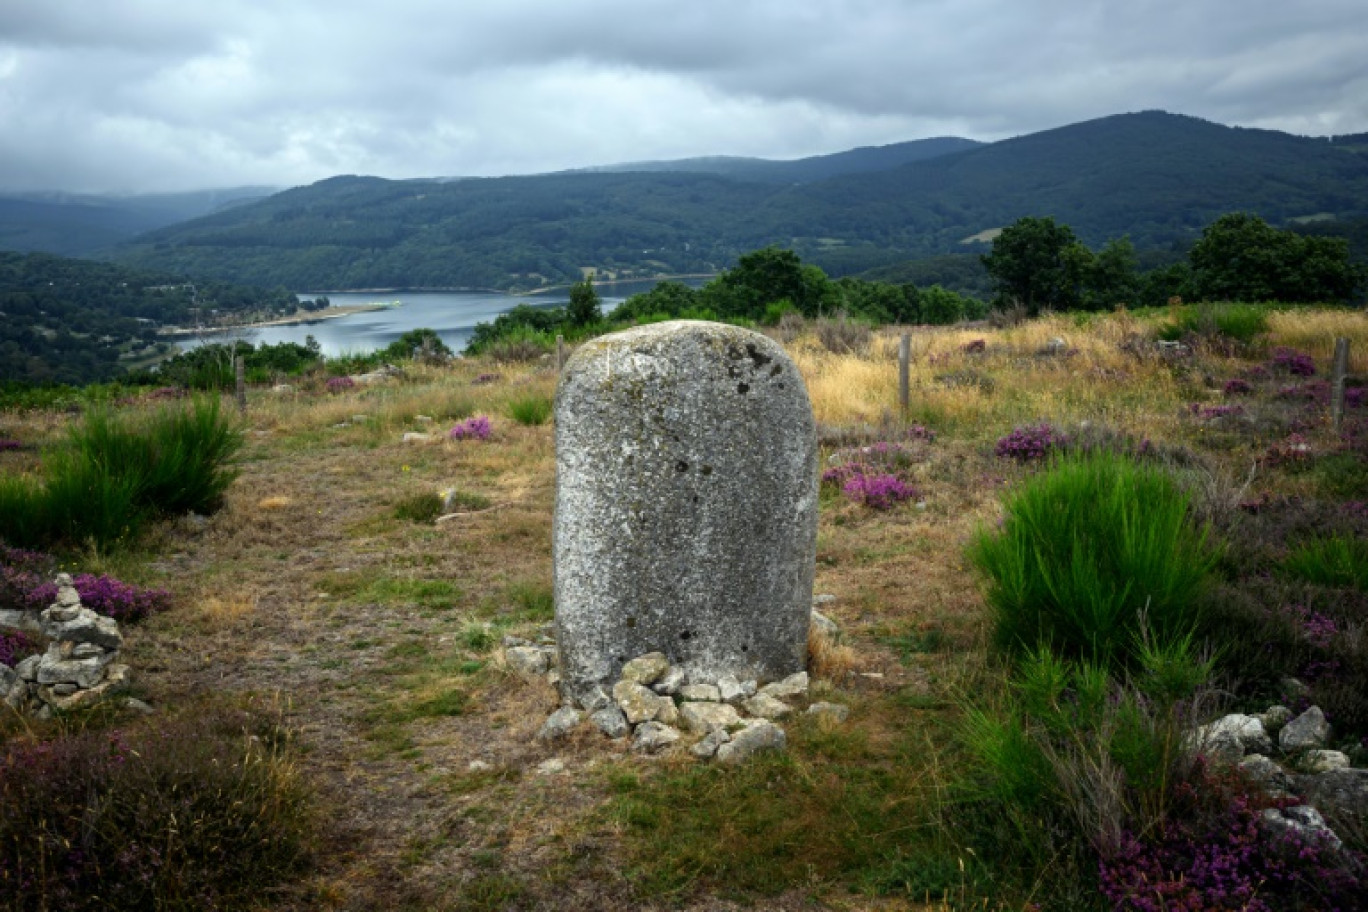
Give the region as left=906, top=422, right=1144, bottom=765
left=620, top=652, right=670, bottom=686
left=401, top=432, right=431, bottom=443
left=759, top=671, right=809, bottom=700
left=1301, top=750, right=1351, bottom=773
left=467, top=759, right=493, bottom=772
left=1239, top=754, right=1294, bottom=792
left=715, top=721, right=786, bottom=764
left=632, top=721, right=682, bottom=754
left=577, top=686, right=612, bottom=713
left=806, top=702, right=849, bottom=723
left=744, top=693, right=792, bottom=719
left=679, top=683, right=720, bottom=702
left=1261, top=806, right=1341, bottom=850
left=691, top=726, right=731, bottom=759
left=613, top=680, right=673, bottom=724
left=537, top=706, right=582, bottom=741
left=810, top=610, right=839, bottom=640
left=1255, top=705, right=1293, bottom=734
left=536, top=758, right=567, bottom=775
left=653, top=667, right=687, bottom=695
left=717, top=674, right=756, bottom=704
left=812, top=594, right=837, bottom=606
left=590, top=705, right=631, bottom=738
left=1280, top=706, right=1331, bottom=752
left=505, top=646, right=550, bottom=678
left=678, top=701, right=742, bottom=734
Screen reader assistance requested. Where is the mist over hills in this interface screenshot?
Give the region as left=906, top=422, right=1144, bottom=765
left=0, top=187, right=278, bottom=258
left=7, top=111, right=1367, bottom=292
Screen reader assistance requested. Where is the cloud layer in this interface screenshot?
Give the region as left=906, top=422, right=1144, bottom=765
left=3, top=0, right=1366, bottom=193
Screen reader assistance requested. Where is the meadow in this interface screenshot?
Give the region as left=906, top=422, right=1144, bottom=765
left=1, top=303, right=1366, bottom=911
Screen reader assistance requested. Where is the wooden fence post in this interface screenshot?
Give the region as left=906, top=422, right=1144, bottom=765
left=1331, top=337, right=1350, bottom=433
left=898, top=333, right=910, bottom=416
left=234, top=356, right=246, bottom=414
left=556, top=335, right=566, bottom=372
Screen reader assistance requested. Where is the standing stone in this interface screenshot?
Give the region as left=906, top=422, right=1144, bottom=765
left=553, top=321, right=818, bottom=705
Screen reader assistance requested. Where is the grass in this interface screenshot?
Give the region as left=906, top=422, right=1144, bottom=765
left=4, top=306, right=1368, bottom=909
left=506, top=392, right=553, bottom=426
left=1283, top=534, right=1368, bottom=591
left=968, top=451, right=1219, bottom=668
left=0, top=396, right=242, bottom=550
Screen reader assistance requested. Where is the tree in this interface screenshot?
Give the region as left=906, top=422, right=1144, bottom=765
left=1189, top=213, right=1361, bottom=304
left=1085, top=237, right=1140, bottom=309
left=982, top=217, right=1093, bottom=315
left=567, top=275, right=601, bottom=327
left=700, top=247, right=835, bottom=320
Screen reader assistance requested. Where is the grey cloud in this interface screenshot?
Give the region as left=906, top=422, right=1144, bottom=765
left=1, top=0, right=1365, bottom=193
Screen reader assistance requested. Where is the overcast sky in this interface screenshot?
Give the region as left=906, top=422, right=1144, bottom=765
left=2, top=0, right=1366, bottom=195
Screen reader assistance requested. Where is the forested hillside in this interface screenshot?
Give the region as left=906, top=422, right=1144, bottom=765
left=0, top=252, right=296, bottom=385
left=110, top=111, right=1368, bottom=292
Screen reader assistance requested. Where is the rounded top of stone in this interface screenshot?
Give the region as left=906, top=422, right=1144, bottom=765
left=566, top=320, right=787, bottom=366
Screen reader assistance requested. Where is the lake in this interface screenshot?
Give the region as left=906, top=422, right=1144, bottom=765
left=175, top=279, right=702, bottom=357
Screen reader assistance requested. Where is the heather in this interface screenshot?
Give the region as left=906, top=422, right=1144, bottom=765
left=24, top=573, right=172, bottom=624
left=0, top=706, right=315, bottom=912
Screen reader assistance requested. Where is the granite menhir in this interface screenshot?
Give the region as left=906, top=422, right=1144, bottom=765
left=553, top=321, right=818, bottom=706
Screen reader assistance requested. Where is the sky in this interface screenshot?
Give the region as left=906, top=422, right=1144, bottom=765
left=2, top=0, right=1367, bottom=195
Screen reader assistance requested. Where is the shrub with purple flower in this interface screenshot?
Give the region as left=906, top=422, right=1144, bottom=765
left=0, top=545, right=55, bottom=613
left=1270, top=347, right=1316, bottom=377
left=25, top=574, right=172, bottom=624
left=1243, top=364, right=1272, bottom=381
left=448, top=414, right=492, bottom=441
left=961, top=338, right=987, bottom=354
left=905, top=424, right=937, bottom=442
left=472, top=373, right=500, bottom=385
left=842, top=472, right=919, bottom=510
left=1099, top=767, right=1362, bottom=912
left=325, top=375, right=356, bottom=394
left=1222, top=378, right=1253, bottom=397
left=0, top=439, right=21, bottom=452
left=0, top=629, right=37, bottom=666
left=995, top=423, right=1067, bottom=463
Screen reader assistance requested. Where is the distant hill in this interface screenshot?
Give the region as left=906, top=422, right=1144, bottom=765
left=0, top=250, right=296, bottom=385
left=0, top=187, right=277, bottom=258
left=108, top=111, right=1368, bottom=291
left=570, top=137, right=984, bottom=184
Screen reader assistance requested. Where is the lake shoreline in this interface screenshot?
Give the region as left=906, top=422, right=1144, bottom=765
left=297, top=273, right=717, bottom=297
left=157, top=302, right=395, bottom=336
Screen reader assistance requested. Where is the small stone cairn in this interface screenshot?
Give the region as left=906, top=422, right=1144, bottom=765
left=1, top=574, right=132, bottom=718
left=1188, top=699, right=1368, bottom=848
left=510, top=598, right=847, bottom=763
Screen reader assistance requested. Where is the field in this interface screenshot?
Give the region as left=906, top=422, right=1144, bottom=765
left=2, top=305, right=1367, bottom=911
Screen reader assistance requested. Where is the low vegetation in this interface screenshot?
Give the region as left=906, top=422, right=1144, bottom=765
left=2, top=297, right=1367, bottom=910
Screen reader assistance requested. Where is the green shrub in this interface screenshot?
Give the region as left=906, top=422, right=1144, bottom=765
left=394, top=492, right=444, bottom=523
left=968, top=452, right=1218, bottom=669
left=507, top=393, right=553, bottom=426
left=1157, top=303, right=1270, bottom=344
left=0, top=706, right=315, bottom=911
left=0, top=398, right=241, bottom=550
left=1283, top=534, right=1368, bottom=591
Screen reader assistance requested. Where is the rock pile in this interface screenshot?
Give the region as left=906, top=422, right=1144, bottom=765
left=0, top=574, right=132, bottom=718
left=1189, top=702, right=1368, bottom=847
left=535, top=647, right=823, bottom=763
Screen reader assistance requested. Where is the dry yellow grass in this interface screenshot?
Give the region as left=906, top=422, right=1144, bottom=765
left=1267, top=308, right=1368, bottom=371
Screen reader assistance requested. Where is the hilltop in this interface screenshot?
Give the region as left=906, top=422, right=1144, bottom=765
left=105, top=111, right=1368, bottom=291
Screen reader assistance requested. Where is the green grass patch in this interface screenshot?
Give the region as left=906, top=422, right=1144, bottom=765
left=507, top=393, right=553, bottom=426
left=354, top=576, right=463, bottom=609
left=609, top=713, right=947, bottom=902
left=968, top=451, right=1218, bottom=669
left=1157, top=302, right=1271, bottom=344
left=394, top=492, right=444, bottom=523
left=1310, top=451, right=1368, bottom=498
left=1283, top=534, right=1368, bottom=591
left=0, top=397, right=242, bottom=550
left=443, top=489, right=492, bottom=512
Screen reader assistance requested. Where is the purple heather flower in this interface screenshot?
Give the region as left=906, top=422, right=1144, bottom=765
left=448, top=414, right=492, bottom=441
